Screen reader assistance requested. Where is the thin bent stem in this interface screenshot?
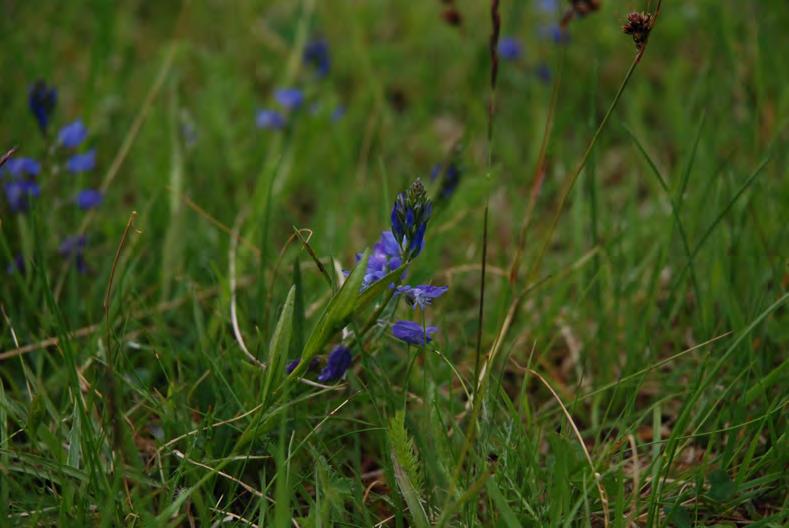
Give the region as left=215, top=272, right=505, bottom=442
left=526, top=55, right=640, bottom=282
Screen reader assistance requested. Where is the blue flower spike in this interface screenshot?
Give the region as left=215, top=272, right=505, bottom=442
left=392, top=321, right=438, bottom=346
left=390, top=179, right=433, bottom=260
left=303, top=39, right=330, bottom=77
left=431, top=162, right=462, bottom=200
left=317, top=345, right=352, bottom=382
left=28, top=80, right=57, bottom=135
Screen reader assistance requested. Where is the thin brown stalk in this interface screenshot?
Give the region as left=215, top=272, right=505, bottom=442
left=0, top=146, right=17, bottom=168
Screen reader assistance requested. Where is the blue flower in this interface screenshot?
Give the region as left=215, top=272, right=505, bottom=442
left=390, top=180, right=432, bottom=259
left=3, top=180, right=40, bottom=213
left=303, top=39, right=330, bottom=77
left=541, top=24, right=569, bottom=44
left=274, top=88, right=304, bottom=111
left=58, top=120, right=88, bottom=149
left=2, top=157, right=41, bottom=178
left=392, top=320, right=438, bottom=346
left=181, top=120, right=198, bottom=147
left=361, top=230, right=405, bottom=290
left=6, top=254, right=24, bottom=275
left=317, top=345, right=352, bottom=382
left=59, top=235, right=86, bottom=256
left=75, top=189, right=103, bottom=210
left=536, top=0, right=559, bottom=13
left=59, top=235, right=89, bottom=274
left=66, top=150, right=96, bottom=173
left=396, top=284, right=448, bottom=310
left=285, top=357, right=319, bottom=374
left=536, top=63, right=552, bottom=83
left=331, top=105, right=346, bottom=122
left=28, top=80, right=57, bottom=134
left=498, top=37, right=522, bottom=60
left=431, top=162, right=461, bottom=199
left=256, top=109, right=286, bottom=130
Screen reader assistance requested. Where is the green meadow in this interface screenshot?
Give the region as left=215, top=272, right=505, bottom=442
left=1, top=1, right=787, bottom=525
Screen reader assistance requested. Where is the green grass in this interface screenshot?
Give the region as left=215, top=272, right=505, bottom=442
left=1, top=0, right=787, bottom=526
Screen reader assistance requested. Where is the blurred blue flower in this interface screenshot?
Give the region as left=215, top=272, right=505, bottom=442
left=392, top=320, right=438, bottom=346
left=6, top=254, right=25, bottom=275
left=256, top=109, right=286, bottom=130
left=303, top=39, right=330, bottom=77
left=331, top=105, right=346, bottom=122
left=181, top=121, right=198, bottom=147
left=431, top=162, right=462, bottom=199
left=59, top=235, right=86, bottom=256
left=285, top=356, right=319, bottom=374
left=66, top=150, right=96, bottom=173
left=541, top=24, right=569, bottom=44
left=536, top=0, right=559, bottom=13
left=3, top=180, right=40, bottom=213
left=275, top=88, right=304, bottom=111
left=59, top=235, right=89, bottom=274
left=498, top=37, right=522, bottom=60
left=396, top=284, right=448, bottom=310
left=317, top=345, right=352, bottom=382
left=29, top=80, right=57, bottom=134
left=2, top=157, right=41, bottom=178
left=58, top=120, right=88, bottom=149
left=75, top=189, right=103, bottom=210
left=536, top=62, right=552, bottom=83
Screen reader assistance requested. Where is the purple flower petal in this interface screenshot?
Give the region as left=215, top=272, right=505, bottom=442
left=256, top=109, right=285, bottom=130
left=397, top=284, right=448, bottom=310
left=66, top=150, right=96, bottom=173
left=3, top=180, right=40, bottom=213
left=75, top=189, right=103, bottom=210
left=274, top=88, right=304, bottom=111
left=2, top=157, right=41, bottom=178
left=317, top=346, right=352, bottom=382
left=392, top=320, right=438, bottom=346
left=58, top=120, right=88, bottom=149
left=498, top=37, right=522, bottom=60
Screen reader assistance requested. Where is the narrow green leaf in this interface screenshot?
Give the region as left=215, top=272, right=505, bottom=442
left=485, top=476, right=523, bottom=528
left=290, top=257, right=305, bottom=358
left=67, top=400, right=82, bottom=469
left=287, top=250, right=369, bottom=381
left=262, top=286, right=296, bottom=404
